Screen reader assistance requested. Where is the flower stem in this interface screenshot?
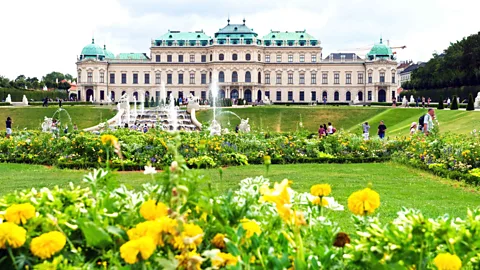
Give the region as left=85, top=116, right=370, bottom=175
left=7, top=247, right=18, bottom=270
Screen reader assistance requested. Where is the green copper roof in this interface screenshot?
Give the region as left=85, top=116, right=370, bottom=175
left=81, top=38, right=105, bottom=56
left=103, top=45, right=115, bottom=59
left=116, top=53, right=149, bottom=60
left=366, top=38, right=394, bottom=60
left=157, top=30, right=210, bottom=40
left=262, top=30, right=316, bottom=41
left=215, top=20, right=257, bottom=38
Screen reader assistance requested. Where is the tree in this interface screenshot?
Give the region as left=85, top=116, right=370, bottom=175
left=451, top=95, right=459, bottom=110
left=57, top=81, right=71, bottom=91
left=65, top=74, right=73, bottom=82
left=438, top=95, right=444, bottom=110
left=467, top=93, right=475, bottom=111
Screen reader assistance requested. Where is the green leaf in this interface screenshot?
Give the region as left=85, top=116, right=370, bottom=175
left=106, top=225, right=128, bottom=241
left=78, top=219, right=113, bottom=248
left=226, top=241, right=241, bottom=256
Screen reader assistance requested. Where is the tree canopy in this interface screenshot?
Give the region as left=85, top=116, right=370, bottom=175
left=0, top=71, right=74, bottom=90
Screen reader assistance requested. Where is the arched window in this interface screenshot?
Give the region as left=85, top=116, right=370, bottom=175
left=232, top=54, right=238, bottom=61
left=246, top=54, right=251, bottom=61
left=210, top=54, right=212, bottom=61
left=219, top=54, right=224, bottom=61
left=231, top=89, right=239, bottom=99
left=322, top=91, right=328, bottom=99
left=346, top=91, right=351, bottom=101
left=219, top=71, right=225, bottom=83
left=219, top=89, right=225, bottom=99
left=245, top=71, right=251, bottom=82
left=334, top=91, right=339, bottom=101
left=232, top=71, right=238, bottom=82
left=258, top=72, right=261, bottom=83
left=358, top=91, right=363, bottom=101
left=244, top=89, right=252, bottom=102
left=258, top=54, right=261, bottom=61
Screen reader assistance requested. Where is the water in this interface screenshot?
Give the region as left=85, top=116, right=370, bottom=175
left=168, top=94, right=178, bottom=131
left=133, top=95, right=137, bottom=121
left=140, top=91, right=145, bottom=115
left=52, top=108, right=73, bottom=127
left=42, top=108, right=73, bottom=132
left=160, top=81, right=166, bottom=107
left=210, top=79, right=218, bottom=122
left=215, top=111, right=242, bottom=120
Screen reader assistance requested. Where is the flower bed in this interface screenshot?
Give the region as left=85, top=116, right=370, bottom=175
left=0, top=147, right=477, bottom=269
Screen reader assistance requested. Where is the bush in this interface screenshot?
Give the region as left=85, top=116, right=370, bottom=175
left=450, top=95, right=459, bottom=110
left=437, top=95, right=444, bottom=110
left=0, top=102, right=11, bottom=106
left=467, top=93, right=475, bottom=111
left=0, top=88, right=68, bottom=102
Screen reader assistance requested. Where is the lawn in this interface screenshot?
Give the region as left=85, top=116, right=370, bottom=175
left=2, top=162, right=479, bottom=232
left=0, top=106, right=116, bottom=130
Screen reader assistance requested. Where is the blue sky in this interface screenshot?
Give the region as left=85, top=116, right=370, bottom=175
left=1, top=0, right=479, bottom=79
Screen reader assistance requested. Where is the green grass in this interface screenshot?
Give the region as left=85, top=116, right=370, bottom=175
left=196, top=106, right=386, bottom=132
left=0, top=106, right=116, bottom=130
left=1, top=163, right=479, bottom=232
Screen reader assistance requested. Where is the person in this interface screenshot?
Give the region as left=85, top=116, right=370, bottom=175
left=124, top=123, right=129, bottom=129
left=318, top=124, right=326, bottom=138
left=235, top=125, right=239, bottom=133
left=143, top=124, right=149, bottom=133
left=6, top=117, right=12, bottom=138
left=427, top=97, right=431, bottom=106
left=410, top=122, right=417, bottom=135
left=59, top=99, right=62, bottom=107
left=423, top=108, right=435, bottom=136
left=392, top=97, right=397, bottom=108
left=362, top=122, right=370, bottom=140
left=73, top=124, right=78, bottom=131
left=64, top=125, right=68, bottom=134
left=416, top=97, right=420, bottom=108
left=378, top=120, right=387, bottom=139
left=421, top=96, right=425, bottom=108
left=131, top=122, right=138, bottom=130
left=447, top=98, right=451, bottom=108
left=323, top=96, right=327, bottom=106
left=327, top=122, right=336, bottom=135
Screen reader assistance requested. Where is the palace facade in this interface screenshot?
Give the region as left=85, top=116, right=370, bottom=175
left=76, top=19, right=398, bottom=103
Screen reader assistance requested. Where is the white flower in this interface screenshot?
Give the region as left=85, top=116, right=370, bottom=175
left=144, top=165, right=157, bottom=175
left=323, top=197, right=345, bottom=211
left=170, top=161, right=179, bottom=172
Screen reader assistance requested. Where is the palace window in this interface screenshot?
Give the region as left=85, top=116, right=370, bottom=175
left=311, top=54, right=317, bottom=62
left=190, top=54, right=195, bottom=62
left=380, top=72, right=385, bottom=83
left=358, top=73, right=364, bottom=84
left=311, top=91, right=316, bottom=101
left=311, top=73, right=317, bottom=84
left=201, top=55, right=206, bottom=62
left=246, top=53, right=251, bottom=61
left=167, top=74, right=172, bottom=84
left=219, top=54, right=224, bottom=61
left=232, top=71, right=238, bottom=82
left=133, top=74, right=138, bottom=84
left=300, top=91, right=305, bottom=101
left=178, top=74, right=184, bottom=84
left=288, top=73, right=293, bottom=84
left=346, top=91, right=351, bottom=101
left=322, top=73, right=328, bottom=84
left=276, top=73, right=282, bottom=84
left=346, top=73, right=351, bottom=84
left=201, top=91, right=206, bottom=100
left=121, top=73, right=126, bottom=84
left=288, top=54, right=293, bottom=63
left=245, top=71, right=251, bottom=83
left=265, top=91, right=270, bottom=98
left=300, top=54, right=305, bottom=62
left=276, top=91, right=282, bottom=101
left=110, top=73, right=115, bottom=84
left=167, top=55, right=172, bottom=62
left=155, top=73, right=161, bottom=84
left=201, top=74, right=207, bottom=84
left=189, top=73, right=195, bottom=84
left=288, top=91, right=293, bottom=101
left=219, top=71, right=225, bottom=82
left=276, top=54, right=282, bottom=62
left=144, top=73, right=150, bottom=84
left=210, top=54, right=213, bottom=61
left=299, top=73, right=305, bottom=84
left=334, top=91, right=339, bottom=101
left=87, top=72, right=92, bottom=83
left=232, top=53, right=238, bottom=61
left=368, top=72, right=372, bottom=83
left=265, top=55, right=270, bottom=62
left=156, top=55, right=160, bottom=62
left=265, top=73, right=270, bottom=84
left=178, top=55, right=184, bottom=63
left=368, top=91, right=372, bottom=101
left=334, top=73, right=339, bottom=84
left=258, top=54, right=261, bottom=61
left=392, top=72, right=396, bottom=83
left=100, top=72, right=104, bottom=83
left=78, top=71, right=81, bottom=83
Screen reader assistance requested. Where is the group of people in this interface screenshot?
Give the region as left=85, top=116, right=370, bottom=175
left=124, top=122, right=152, bottom=133
left=360, top=121, right=387, bottom=140
left=410, top=108, right=436, bottom=136
left=317, top=122, right=337, bottom=137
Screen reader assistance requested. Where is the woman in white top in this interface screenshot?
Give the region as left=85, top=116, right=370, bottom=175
left=410, top=122, right=417, bottom=135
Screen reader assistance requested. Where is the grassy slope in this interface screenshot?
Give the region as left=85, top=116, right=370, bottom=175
left=1, top=163, right=479, bottom=232
left=0, top=106, right=116, bottom=130
left=196, top=106, right=386, bottom=132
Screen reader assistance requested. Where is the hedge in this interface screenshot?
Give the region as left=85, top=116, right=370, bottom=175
left=401, top=85, right=480, bottom=102
left=0, top=88, right=68, bottom=102
left=28, top=101, right=94, bottom=106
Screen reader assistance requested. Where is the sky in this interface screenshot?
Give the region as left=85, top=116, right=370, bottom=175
left=1, top=0, right=479, bottom=80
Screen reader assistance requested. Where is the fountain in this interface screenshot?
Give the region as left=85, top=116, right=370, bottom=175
left=5, top=94, right=11, bottom=103
left=209, top=119, right=221, bottom=136
left=475, top=92, right=480, bottom=108
left=42, top=108, right=73, bottom=133
left=238, top=118, right=251, bottom=132
left=160, top=82, right=167, bottom=107
left=140, top=90, right=145, bottom=115
left=133, top=95, right=138, bottom=120
left=210, top=79, right=218, bottom=122
left=22, top=95, right=28, bottom=105
left=168, top=94, right=178, bottom=131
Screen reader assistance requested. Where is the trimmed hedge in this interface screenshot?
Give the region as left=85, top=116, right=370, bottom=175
left=0, top=102, right=11, bottom=106
left=401, top=85, right=480, bottom=102
left=28, top=101, right=94, bottom=106
left=0, top=88, right=68, bottom=102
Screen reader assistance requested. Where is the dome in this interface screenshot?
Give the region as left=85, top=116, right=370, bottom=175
left=103, top=45, right=115, bottom=59
left=80, top=38, right=105, bottom=58
left=366, top=38, right=394, bottom=60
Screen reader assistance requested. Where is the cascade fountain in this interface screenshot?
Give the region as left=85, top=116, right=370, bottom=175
left=5, top=94, right=12, bottom=103
left=209, top=79, right=222, bottom=135
left=168, top=94, right=178, bottom=131
left=140, top=90, right=145, bottom=115
left=133, top=95, right=138, bottom=121
left=42, top=108, right=73, bottom=133
left=160, top=82, right=167, bottom=107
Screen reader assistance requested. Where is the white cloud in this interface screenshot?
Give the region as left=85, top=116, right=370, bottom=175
left=1, top=0, right=479, bottom=80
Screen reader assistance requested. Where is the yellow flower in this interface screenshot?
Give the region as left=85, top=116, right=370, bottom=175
left=120, top=236, right=156, bottom=264
left=100, top=134, right=118, bottom=146
left=140, top=200, right=169, bottom=221
left=212, top=252, right=238, bottom=267
left=260, top=179, right=292, bottom=206
left=175, top=251, right=204, bottom=270
left=211, top=233, right=226, bottom=249
left=312, top=197, right=329, bottom=206
left=0, top=222, right=27, bottom=249
left=241, top=219, right=261, bottom=238
left=5, top=203, right=36, bottom=225
left=347, top=188, right=380, bottom=216
left=128, top=217, right=177, bottom=247
left=172, top=223, right=204, bottom=250
left=433, top=253, right=462, bottom=270
left=30, top=231, right=66, bottom=259
left=310, top=184, right=332, bottom=197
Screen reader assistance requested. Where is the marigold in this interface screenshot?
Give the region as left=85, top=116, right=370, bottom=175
left=128, top=217, right=177, bottom=247
left=120, top=236, right=156, bottom=264
left=211, top=233, right=226, bottom=249
left=212, top=252, right=238, bottom=268
left=172, top=223, right=204, bottom=250
left=140, top=200, right=169, bottom=221
left=347, top=188, right=380, bottom=216
left=259, top=179, right=292, bottom=206
left=310, top=184, right=331, bottom=197
left=0, top=222, right=27, bottom=249
left=30, top=231, right=66, bottom=259
left=175, top=251, right=204, bottom=270
left=241, top=219, right=261, bottom=238
left=5, top=203, right=36, bottom=225
left=312, top=197, right=329, bottom=206
left=433, top=253, right=462, bottom=270
left=100, top=134, right=118, bottom=146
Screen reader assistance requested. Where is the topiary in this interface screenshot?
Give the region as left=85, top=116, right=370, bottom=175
left=438, top=95, right=444, bottom=110
left=467, top=93, right=475, bottom=111
left=451, top=95, right=458, bottom=110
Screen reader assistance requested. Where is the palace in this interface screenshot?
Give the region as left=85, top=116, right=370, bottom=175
left=76, top=19, right=398, bottom=103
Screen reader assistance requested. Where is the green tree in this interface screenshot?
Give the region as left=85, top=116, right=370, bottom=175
left=58, top=81, right=71, bottom=90
left=438, top=95, right=444, bottom=110
left=65, top=74, right=73, bottom=82
left=467, top=93, right=475, bottom=111
left=451, top=95, right=459, bottom=110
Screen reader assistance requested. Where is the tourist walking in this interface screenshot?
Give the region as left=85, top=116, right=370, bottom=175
left=73, top=124, right=78, bottom=131
left=427, top=97, right=431, bottom=106
left=143, top=124, right=149, bottom=133
left=416, top=97, right=420, bottom=107
left=392, top=97, right=397, bottom=108
left=422, top=108, right=435, bottom=136
left=323, top=96, right=327, bottom=106
left=6, top=116, right=12, bottom=138
left=362, top=122, right=370, bottom=140
left=378, top=120, right=387, bottom=139
left=410, top=122, right=417, bottom=135
left=421, top=96, right=425, bottom=108
left=59, top=99, right=62, bottom=107
left=318, top=124, right=326, bottom=138
left=447, top=98, right=451, bottom=108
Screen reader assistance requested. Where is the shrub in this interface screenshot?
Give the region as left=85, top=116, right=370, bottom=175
left=437, top=95, right=444, bottom=110
left=467, top=93, right=475, bottom=111
left=450, top=95, right=459, bottom=110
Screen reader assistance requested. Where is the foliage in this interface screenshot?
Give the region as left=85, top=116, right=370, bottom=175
left=451, top=95, right=459, bottom=110
left=0, top=88, right=68, bottom=102
left=467, top=93, right=475, bottom=111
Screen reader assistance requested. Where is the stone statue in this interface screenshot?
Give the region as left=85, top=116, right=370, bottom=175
left=238, top=118, right=251, bottom=133
left=410, top=95, right=415, bottom=103
left=5, top=94, right=11, bottom=103
left=22, top=95, right=28, bottom=105
left=475, top=92, right=480, bottom=108
left=41, top=117, right=53, bottom=132
left=210, top=120, right=221, bottom=136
